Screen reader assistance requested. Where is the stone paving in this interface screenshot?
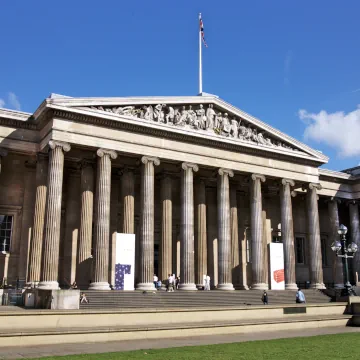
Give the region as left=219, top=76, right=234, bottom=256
left=0, top=326, right=359, bottom=359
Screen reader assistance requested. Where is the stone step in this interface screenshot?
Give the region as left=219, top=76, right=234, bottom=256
left=0, top=314, right=350, bottom=347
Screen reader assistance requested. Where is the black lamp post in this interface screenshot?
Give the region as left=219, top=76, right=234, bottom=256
left=331, top=224, right=358, bottom=296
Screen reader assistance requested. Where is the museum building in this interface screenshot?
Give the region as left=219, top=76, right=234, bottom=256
left=0, top=93, right=359, bottom=291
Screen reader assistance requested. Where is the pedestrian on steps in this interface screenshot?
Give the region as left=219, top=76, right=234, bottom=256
left=262, top=290, right=268, bottom=305
left=296, top=288, right=306, bottom=304
left=80, top=292, right=89, bottom=304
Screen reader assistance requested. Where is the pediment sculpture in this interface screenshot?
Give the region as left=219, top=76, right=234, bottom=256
left=90, top=103, right=299, bottom=152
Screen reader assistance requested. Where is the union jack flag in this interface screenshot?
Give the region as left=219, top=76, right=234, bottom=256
left=200, top=16, right=208, bottom=48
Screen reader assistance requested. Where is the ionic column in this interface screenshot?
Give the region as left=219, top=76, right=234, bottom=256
left=306, top=183, right=325, bottom=289
left=250, top=174, right=268, bottom=290
left=76, top=161, right=95, bottom=287
left=327, top=198, right=343, bottom=288
left=159, top=175, right=172, bottom=281
left=217, top=168, right=235, bottom=290
left=121, top=168, right=135, bottom=234
left=179, top=162, right=198, bottom=290
left=230, top=184, right=240, bottom=289
left=38, top=141, right=70, bottom=289
left=195, top=179, right=207, bottom=286
left=27, top=155, right=48, bottom=286
left=280, top=179, right=297, bottom=290
left=0, top=149, right=8, bottom=174
left=89, top=149, right=117, bottom=290
left=136, top=156, right=160, bottom=290
left=349, top=201, right=360, bottom=281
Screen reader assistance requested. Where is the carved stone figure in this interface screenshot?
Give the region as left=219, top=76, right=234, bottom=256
left=238, top=120, right=247, bottom=140
left=221, top=113, right=231, bottom=136
left=257, top=132, right=267, bottom=145
left=214, top=112, right=223, bottom=131
left=187, top=105, right=197, bottom=126
left=144, top=105, right=154, bottom=121
left=230, top=119, right=238, bottom=138
left=252, top=129, right=259, bottom=143
left=165, top=106, right=175, bottom=124
left=244, top=126, right=253, bottom=141
left=206, top=104, right=216, bottom=129
left=196, top=104, right=207, bottom=129
left=154, top=104, right=165, bottom=122
left=177, top=106, right=188, bottom=125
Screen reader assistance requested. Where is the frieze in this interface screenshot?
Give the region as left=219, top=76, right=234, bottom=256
left=89, top=103, right=301, bottom=153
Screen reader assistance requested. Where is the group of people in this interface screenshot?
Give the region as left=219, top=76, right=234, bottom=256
left=262, top=288, right=306, bottom=305
left=153, top=274, right=180, bottom=291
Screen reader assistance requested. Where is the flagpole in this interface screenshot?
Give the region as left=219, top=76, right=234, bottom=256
left=199, top=13, right=202, bottom=94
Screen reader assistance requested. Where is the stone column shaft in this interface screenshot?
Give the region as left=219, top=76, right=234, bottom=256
left=28, top=155, right=48, bottom=285
left=122, top=169, right=135, bottom=234
left=160, top=176, right=172, bottom=281
left=195, top=180, right=207, bottom=286
left=38, top=141, right=70, bottom=289
left=306, top=183, right=325, bottom=289
left=217, top=169, right=234, bottom=290
left=280, top=179, right=297, bottom=290
left=136, top=156, right=160, bottom=290
left=230, top=185, right=240, bottom=288
left=76, top=162, right=94, bottom=287
left=179, top=162, right=198, bottom=290
left=349, top=202, right=360, bottom=281
left=89, top=149, right=117, bottom=290
left=250, top=174, right=268, bottom=290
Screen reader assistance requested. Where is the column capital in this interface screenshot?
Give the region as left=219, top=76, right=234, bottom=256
left=0, top=148, right=8, bottom=157
left=181, top=162, right=199, bottom=172
left=96, top=148, right=117, bottom=159
left=218, top=168, right=234, bottom=177
left=291, top=191, right=298, bottom=198
left=141, top=156, right=160, bottom=166
left=281, top=178, right=295, bottom=187
left=49, top=140, right=71, bottom=152
left=303, top=182, right=322, bottom=191
left=325, top=197, right=342, bottom=204
left=251, top=173, right=266, bottom=182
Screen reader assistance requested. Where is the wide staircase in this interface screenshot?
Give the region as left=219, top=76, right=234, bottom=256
left=80, top=289, right=331, bottom=309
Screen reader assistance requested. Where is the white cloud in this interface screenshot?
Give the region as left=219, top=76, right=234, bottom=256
left=284, top=50, right=292, bottom=85
left=7, top=92, right=21, bottom=110
left=0, top=99, right=5, bottom=108
left=299, top=106, right=360, bottom=158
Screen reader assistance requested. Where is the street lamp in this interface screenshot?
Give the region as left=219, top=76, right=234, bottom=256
left=1, top=238, right=8, bottom=255
left=331, top=224, right=358, bottom=296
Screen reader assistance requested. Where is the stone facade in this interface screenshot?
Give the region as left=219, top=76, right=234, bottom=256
left=0, top=94, right=359, bottom=290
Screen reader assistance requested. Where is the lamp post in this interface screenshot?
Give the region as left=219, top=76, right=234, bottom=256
left=331, top=224, right=358, bottom=296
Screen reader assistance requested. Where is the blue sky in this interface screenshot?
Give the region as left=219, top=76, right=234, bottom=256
left=1, top=1, right=359, bottom=171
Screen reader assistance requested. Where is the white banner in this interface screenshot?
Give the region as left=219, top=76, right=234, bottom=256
left=115, top=233, right=135, bottom=290
left=269, top=243, right=285, bottom=290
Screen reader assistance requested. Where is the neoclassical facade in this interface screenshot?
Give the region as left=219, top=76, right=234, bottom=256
left=0, top=94, right=359, bottom=291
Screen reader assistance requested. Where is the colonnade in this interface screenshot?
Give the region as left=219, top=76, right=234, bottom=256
left=22, top=141, right=360, bottom=290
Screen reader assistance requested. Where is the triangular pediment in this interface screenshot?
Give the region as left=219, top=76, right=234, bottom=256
left=45, top=95, right=328, bottom=163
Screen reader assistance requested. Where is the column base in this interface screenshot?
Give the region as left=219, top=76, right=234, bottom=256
left=285, top=283, right=299, bottom=290
left=310, top=282, right=326, bottom=290
left=251, top=283, right=268, bottom=290
left=136, top=282, right=156, bottom=291
left=178, top=283, right=198, bottom=291
left=234, top=284, right=250, bottom=290
left=217, top=283, right=235, bottom=291
left=88, top=282, right=111, bottom=290
left=37, top=281, right=59, bottom=290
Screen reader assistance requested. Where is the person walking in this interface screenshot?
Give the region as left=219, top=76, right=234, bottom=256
left=204, top=275, right=211, bottom=290
left=262, top=290, right=268, bottom=305
left=296, top=288, right=306, bottom=304
left=80, top=292, right=89, bottom=304
left=167, top=274, right=174, bottom=292
left=153, top=274, right=158, bottom=289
